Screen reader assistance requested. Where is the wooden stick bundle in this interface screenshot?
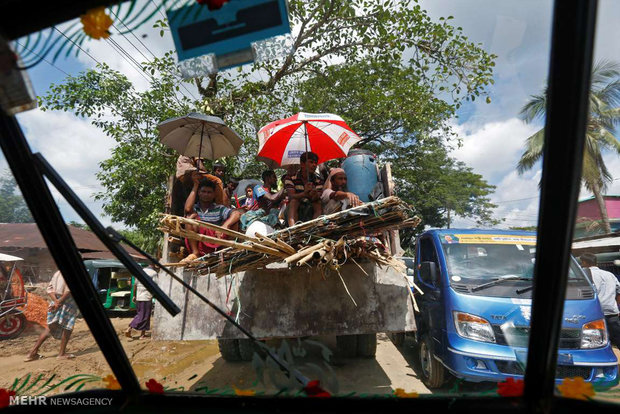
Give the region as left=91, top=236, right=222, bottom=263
left=159, top=197, right=421, bottom=278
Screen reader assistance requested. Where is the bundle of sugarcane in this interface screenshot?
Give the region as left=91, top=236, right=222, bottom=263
left=159, top=196, right=421, bottom=276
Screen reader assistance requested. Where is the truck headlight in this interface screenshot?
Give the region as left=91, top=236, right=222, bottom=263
left=453, top=311, right=496, bottom=343
left=581, top=319, right=608, bottom=349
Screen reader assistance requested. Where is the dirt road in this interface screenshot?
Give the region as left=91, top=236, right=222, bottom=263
left=1, top=318, right=619, bottom=401
left=0, top=318, right=428, bottom=396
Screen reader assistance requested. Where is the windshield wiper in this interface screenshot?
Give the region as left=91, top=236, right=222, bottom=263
left=470, top=275, right=532, bottom=292
left=516, top=284, right=536, bottom=295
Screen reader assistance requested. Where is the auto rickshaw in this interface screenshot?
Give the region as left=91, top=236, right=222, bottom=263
left=83, top=259, right=136, bottom=312
left=0, top=253, right=27, bottom=339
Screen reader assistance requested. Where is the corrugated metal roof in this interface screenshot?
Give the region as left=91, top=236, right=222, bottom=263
left=0, top=223, right=144, bottom=259
left=572, top=234, right=620, bottom=254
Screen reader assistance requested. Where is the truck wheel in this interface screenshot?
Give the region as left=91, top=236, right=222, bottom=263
left=238, top=338, right=256, bottom=362
left=217, top=339, right=241, bottom=362
left=0, top=313, right=26, bottom=340
left=419, top=334, right=445, bottom=388
left=389, top=332, right=405, bottom=348
left=336, top=335, right=358, bottom=358
left=356, top=333, right=377, bottom=357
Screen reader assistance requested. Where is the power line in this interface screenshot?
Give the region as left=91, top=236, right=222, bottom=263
left=149, top=0, right=169, bottom=22
left=494, top=195, right=540, bottom=204
left=105, top=37, right=152, bottom=84
left=53, top=26, right=103, bottom=67
left=13, top=40, right=71, bottom=77
left=107, top=7, right=198, bottom=102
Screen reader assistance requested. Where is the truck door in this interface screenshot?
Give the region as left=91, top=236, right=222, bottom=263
left=416, top=236, right=445, bottom=349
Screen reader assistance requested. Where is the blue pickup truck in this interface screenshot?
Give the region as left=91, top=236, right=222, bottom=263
left=411, top=228, right=618, bottom=388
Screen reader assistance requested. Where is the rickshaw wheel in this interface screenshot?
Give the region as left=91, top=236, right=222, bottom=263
left=0, top=313, right=27, bottom=340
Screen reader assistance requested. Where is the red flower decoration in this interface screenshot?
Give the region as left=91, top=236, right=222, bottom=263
left=303, top=380, right=331, bottom=398
left=497, top=378, right=524, bottom=397
left=0, top=389, right=16, bottom=408
left=145, top=379, right=164, bottom=394
left=196, top=0, right=230, bottom=10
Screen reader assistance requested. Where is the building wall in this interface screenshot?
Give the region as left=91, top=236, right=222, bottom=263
left=577, top=198, right=620, bottom=220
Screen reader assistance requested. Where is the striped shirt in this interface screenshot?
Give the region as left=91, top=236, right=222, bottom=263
left=285, top=171, right=324, bottom=194
left=194, top=203, right=231, bottom=225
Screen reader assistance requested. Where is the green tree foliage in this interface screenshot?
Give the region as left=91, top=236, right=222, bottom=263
left=117, top=228, right=160, bottom=256
left=40, top=52, right=193, bottom=244
left=509, top=226, right=537, bottom=232
left=387, top=136, right=499, bottom=248
left=0, top=170, right=34, bottom=223
left=68, top=221, right=90, bottom=230
left=518, top=60, right=620, bottom=234
left=298, top=59, right=499, bottom=247
left=39, top=0, right=497, bottom=246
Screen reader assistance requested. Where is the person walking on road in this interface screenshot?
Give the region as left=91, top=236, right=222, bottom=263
left=25, top=270, right=79, bottom=361
left=125, top=265, right=156, bottom=340
left=580, top=253, right=620, bottom=349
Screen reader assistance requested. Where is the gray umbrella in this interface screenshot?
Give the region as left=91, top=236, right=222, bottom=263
left=234, top=179, right=262, bottom=198
left=157, top=112, right=243, bottom=160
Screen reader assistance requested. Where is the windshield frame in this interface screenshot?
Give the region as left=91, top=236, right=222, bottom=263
left=0, top=0, right=603, bottom=410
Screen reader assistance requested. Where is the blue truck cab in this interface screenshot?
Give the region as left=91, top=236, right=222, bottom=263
left=413, top=228, right=618, bottom=388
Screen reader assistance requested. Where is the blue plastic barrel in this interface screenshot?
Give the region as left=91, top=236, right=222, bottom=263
left=341, top=149, right=378, bottom=202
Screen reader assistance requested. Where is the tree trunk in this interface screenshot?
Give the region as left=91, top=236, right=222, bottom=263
left=591, top=182, right=612, bottom=234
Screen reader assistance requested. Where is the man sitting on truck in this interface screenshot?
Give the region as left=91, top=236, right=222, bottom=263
left=285, top=152, right=324, bottom=227
left=175, top=156, right=228, bottom=206
left=321, top=168, right=362, bottom=214
left=182, top=175, right=243, bottom=262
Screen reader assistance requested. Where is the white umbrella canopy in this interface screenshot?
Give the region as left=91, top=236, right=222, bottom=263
left=158, top=112, right=243, bottom=160
left=0, top=253, right=23, bottom=262
left=257, top=112, right=361, bottom=167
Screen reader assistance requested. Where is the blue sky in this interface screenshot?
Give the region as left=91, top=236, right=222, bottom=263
left=3, top=0, right=620, bottom=230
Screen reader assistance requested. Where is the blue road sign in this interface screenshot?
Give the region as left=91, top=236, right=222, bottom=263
left=167, top=0, right=291, bottom=70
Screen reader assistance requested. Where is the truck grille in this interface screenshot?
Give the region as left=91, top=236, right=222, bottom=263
left=579, top=288, right=594, bottom=299
left=495, top=361, right=591, bottom=379
left=492, top=325, right=581, bottom=349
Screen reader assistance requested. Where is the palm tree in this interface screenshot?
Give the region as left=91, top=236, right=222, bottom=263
left=518, top=60, right=620, bottom=234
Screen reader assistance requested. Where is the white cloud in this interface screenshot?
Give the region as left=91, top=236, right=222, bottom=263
left=13, top=109, right=120, bottom=227
left=447, top=117, right=542, bottom=228
left=451, top=118, right=539, bottom=182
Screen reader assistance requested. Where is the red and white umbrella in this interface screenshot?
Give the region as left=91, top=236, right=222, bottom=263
left=257, top=112, right=362, bottom=167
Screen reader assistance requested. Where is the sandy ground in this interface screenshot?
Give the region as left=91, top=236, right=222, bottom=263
left=1, top=318, right=619, bottom=401
left=0, top=318, right=429, bottom=396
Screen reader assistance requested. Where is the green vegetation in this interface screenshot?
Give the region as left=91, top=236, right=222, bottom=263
left=518, top=60, right=620, bottom=234
left=39, top=0, right=498, bottom=248
left=0, top=170, right=34, bottom=223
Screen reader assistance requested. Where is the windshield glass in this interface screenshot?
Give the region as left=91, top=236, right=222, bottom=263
left=442, top=240, right=586, bottom=283
left=2, top=0, right=619, bottom=408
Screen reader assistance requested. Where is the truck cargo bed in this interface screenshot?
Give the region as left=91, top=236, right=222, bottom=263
left=152, top=261, right=416, bottom=340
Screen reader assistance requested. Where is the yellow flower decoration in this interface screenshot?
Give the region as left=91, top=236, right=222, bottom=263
left=102, top=374, right=121, bottom=390
left=557, top=377, right=595, bottom=401
left=232, top=385, right=256, bottom=396
left=81, top=7, right=113, bottom=40
left=394, top=388, right=419, bottom=398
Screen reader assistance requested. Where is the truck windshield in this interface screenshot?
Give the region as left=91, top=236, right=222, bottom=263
left=442, top=242, right=585, bottom=283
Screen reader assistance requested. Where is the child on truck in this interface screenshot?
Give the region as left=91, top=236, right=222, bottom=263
left=285, top=152, right=324, bottom=227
